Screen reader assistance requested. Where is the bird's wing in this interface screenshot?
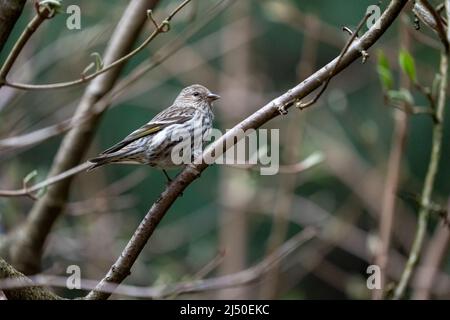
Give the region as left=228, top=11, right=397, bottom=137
left=100, top=106, right=196, bottom=155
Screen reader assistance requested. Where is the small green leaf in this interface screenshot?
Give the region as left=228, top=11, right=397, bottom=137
left=23, top=170, right=38, bottom=185
left=90, top=52, right=104, bottom=72
left=399, top=49, right=417, bottom=82
left=387, top=88, right=414, bottom=105
left=376, top=50, right=394, bottom=90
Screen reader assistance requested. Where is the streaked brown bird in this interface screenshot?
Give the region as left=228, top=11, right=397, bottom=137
left=88, top=84, right=220, bottom=181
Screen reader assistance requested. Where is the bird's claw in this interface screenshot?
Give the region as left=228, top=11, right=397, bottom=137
left=277, top=104, right=288, bottom=115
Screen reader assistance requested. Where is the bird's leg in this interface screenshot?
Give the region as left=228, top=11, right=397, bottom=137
left=162, top=169, right=173, bottom=184
left=162, top=169, right=183, bottom=197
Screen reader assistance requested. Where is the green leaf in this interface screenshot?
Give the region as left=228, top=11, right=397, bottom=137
left=387, top=88, right=414, bottom=105
left=376, top=50, right=394, bottom=90
left=23, top=170, right=38, bottom=185
left=90, top=53, right=104, bottom=72
left=399, top=49, right=417, bottom=82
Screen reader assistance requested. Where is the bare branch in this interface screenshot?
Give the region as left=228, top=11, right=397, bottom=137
left=0, top=0, right=27, bottom=54
left=0, top=3, right=53, bottom=82
left=297, top=10, right=372, bottom=109
left=3, top=0, right=192, bottom=91
left=0, top=162, right=90, bottom=198
left=394, top=50, right=449, bottom=299
left=0, top=257, right=61, bottom=300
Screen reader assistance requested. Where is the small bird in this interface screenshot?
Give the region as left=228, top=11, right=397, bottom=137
left=88, top=84, right=220, bottom=181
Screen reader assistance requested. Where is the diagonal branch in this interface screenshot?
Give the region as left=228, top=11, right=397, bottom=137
left=86, top=0, right=409, bottom=300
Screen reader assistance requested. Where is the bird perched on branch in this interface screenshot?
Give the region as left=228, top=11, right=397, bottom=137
left=88, top=84, right=220, bottom=181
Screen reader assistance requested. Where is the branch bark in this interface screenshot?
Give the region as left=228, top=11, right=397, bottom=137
left=7, top=0, right=160, bottom=274
left=86, top=0, right=409, bottom=300
left=0, top=257, right=60, bottom=300
left=0, top=0, right=26, bottom=54
left=412, top=220, right=450, bottom=299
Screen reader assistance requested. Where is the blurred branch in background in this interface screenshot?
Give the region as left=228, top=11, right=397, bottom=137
left=0, top=257, right=60, bottom=300
left=0, top=0, right=236, bottom=157
left=0, top=0, right=26, bottom=54
left=5, top=0, right=162, bottom=274
left=2, top=0, right=192, bottom=90
left=217, top=0, right=253, bottom=300
left=412, top=201, right=450, bottom=299
left=373, top=14, right=411, bottom=300
left=0, top=2, right=53, bottom=84
left=394, top=46, right=449, bottom=300
left=260, top=12, right=320, bottom=300
left=0, top=228, right=316, bottom=299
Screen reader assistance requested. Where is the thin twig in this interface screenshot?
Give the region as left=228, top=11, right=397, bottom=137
left=393, top=51, right=448, bottom=300
left=0, top=6, right=50, bottom=82
left=297, top=11, right=372, bottom=109
left=225, top=152, right=324, bottom=174
left=373, top=16, right=411, bottom=300
left=412, top=210, right=450, bottom=299
left=3, top=0, right=192, bottom=91
left=0, top=162, right=90, bottom=197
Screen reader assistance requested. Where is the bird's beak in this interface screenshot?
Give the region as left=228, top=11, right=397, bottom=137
left=207, top=93, right=220, bottom=102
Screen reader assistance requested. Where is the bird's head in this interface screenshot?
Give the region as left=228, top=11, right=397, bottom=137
left=175, top=84, right=220, bottom=108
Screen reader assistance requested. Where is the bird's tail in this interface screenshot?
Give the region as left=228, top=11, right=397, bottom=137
left=86, top=154, right=115, bottom=171
left=87, top=151, right=143, bottom=171
left=86, top=158, right=108, bottom=171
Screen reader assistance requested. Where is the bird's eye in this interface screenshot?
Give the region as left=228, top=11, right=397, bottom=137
left=193, top=92, right=200, bottom=97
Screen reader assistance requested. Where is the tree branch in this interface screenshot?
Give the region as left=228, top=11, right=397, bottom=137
left=3, top=0, right=192, bottom=91
left=0, top=0, right=26, bottom=54
left=394, top=50, right=448, bottom=300
left=86, top=0, right=409, bottom=300
left=0, top=4, right=52, bottom=82
left=0, top=257, right=61, bottom=300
